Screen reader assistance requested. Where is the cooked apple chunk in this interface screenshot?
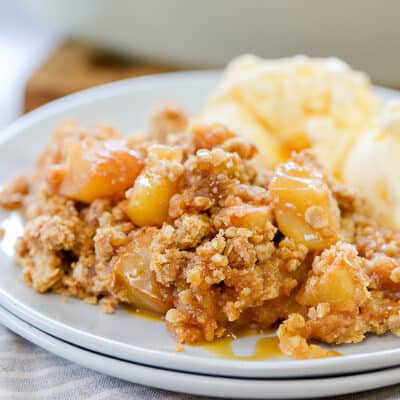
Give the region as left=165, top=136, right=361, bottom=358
left=113, top=228, right=173, bottom=314
left=126, top=145, right=183, bottom=227
left=58, top=138, right=143, bottom=203
left=269, top=159, right=340, bottom=250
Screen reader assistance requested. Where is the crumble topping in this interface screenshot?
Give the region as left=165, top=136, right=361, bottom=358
left=3, top=106, right=400, bottom=360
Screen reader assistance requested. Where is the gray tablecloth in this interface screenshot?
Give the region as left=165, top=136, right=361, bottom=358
left=1, top=323, right=399, bottom=400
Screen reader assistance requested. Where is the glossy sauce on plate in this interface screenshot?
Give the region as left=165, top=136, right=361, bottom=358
left=124, top=305, right=281, bottom=360
left=201, top=329, right=281, bottom=361
left=121, top=304, right=164, bottom=322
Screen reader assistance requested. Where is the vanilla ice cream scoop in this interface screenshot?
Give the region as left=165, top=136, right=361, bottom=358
left=344, top=101, right=400, bottom=230
left=201, top=55, right=378, bottom=173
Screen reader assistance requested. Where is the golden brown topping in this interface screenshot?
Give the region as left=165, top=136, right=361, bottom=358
left=0, top=175, right=30, bottom=210
left=277, top=314, right=339, bottom=359
left=214, top=205, right=272, bottom=233
left=192, top=123, right=236, bottom=150
left=149, top=104, right=188, bottom=143
left=297, top=242, right=370, bottom=312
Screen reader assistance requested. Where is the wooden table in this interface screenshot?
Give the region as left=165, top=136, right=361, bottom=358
left=24, top=41, right=180, bottom=112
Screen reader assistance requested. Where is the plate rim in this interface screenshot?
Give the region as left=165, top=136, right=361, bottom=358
left=1, top=304, right=400, bottom=399
left=1, top=71, right=400, bottom=379
left=0, top=69, right=221, bottom=147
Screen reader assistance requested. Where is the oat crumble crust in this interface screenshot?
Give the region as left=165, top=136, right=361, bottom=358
left=2, top=106, right=400, bottom=359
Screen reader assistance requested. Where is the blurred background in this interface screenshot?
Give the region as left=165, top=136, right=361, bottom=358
left=1, top=0, right=399, bottom=128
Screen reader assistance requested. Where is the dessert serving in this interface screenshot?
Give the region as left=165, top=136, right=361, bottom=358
left=1, top=56, right=400, bottom=360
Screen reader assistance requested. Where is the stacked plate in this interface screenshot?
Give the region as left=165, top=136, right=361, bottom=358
left=1, top=72, right=400, bottom=399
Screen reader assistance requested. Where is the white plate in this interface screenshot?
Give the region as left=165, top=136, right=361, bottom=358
left=1, top=71, right=400, bottom=379
left=3, top=304, right=400, bottom=399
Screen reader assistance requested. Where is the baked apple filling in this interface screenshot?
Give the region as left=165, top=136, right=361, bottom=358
left=2, top=110, right=400, bottom=360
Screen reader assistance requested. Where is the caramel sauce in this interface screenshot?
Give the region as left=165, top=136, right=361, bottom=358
left=121, top=304, right=163, bottom=322
left=201, top=329, right=282, bottom=361
left=120, top=309, right=339, bottom=360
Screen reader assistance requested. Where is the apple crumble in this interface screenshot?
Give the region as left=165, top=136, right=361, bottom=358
left=2, top=103, right=400, bottom=360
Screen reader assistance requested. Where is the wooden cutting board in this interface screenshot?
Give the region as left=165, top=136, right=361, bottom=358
left=24, top=41, right=179, bottom=112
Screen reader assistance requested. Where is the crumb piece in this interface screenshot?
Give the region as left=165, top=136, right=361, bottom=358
left=149, top=104, right=188, bottom=143
left=175, top=344, right=185, bottom=352
left=100, top=296, right=118, bottom=313
left=84, top=296, right=98, bottom=305
left=0, top=175, right=29, bottom=209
